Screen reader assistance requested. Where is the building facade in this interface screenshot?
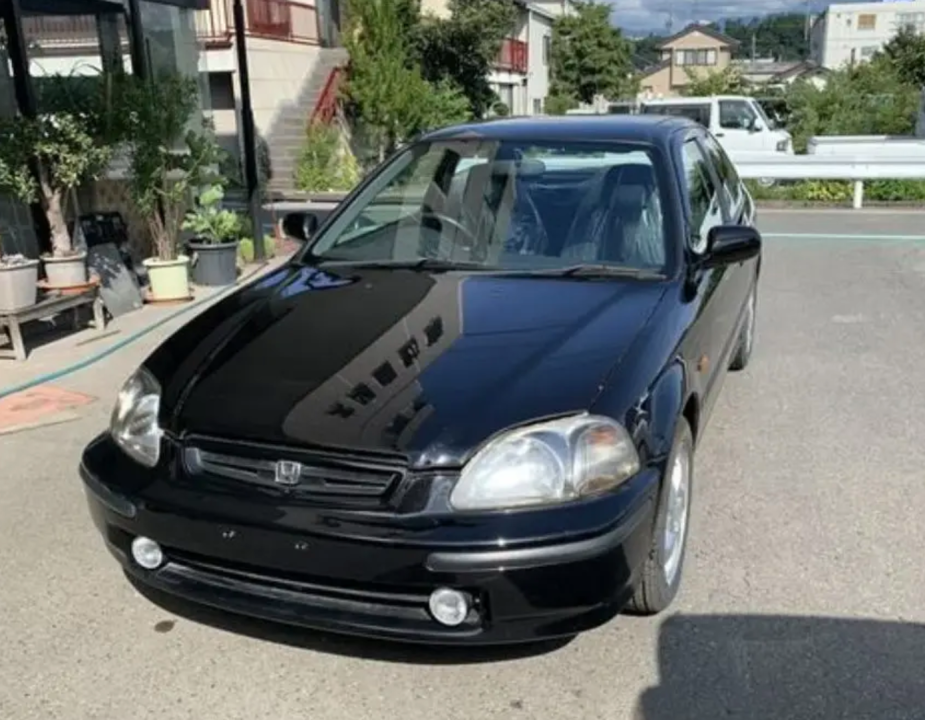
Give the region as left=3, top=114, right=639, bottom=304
left=810, top=0, right=925, bottom=69
left=422, top=0, right=577, bottom=116
left=637, top=24, right=740, bottom=99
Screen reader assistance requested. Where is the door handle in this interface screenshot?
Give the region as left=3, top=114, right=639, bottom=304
left=715, top=132, right=725, bottom=137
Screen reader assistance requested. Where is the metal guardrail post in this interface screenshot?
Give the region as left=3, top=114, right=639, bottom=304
left=853, top=181, right=864, bottom=210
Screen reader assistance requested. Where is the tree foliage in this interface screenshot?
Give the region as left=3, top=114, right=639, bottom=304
left=880, top=26, right=925, bottom=90
left=682, top=66, right=746, bottom=96
left=343, top=0, right=470, bottom=164
left=785, top=58, right=920, bottom=152
left=414, top=0, right=517, bottom=118
left=549, top=1, right=637, bottom=108
left=721, top=15, right=809, bottom=61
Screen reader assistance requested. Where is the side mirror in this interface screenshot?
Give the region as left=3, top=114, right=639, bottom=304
left=702, top=225, right=761, bottom=268
left=750, top=117, right=764, bottom=132
left=280, top=212, right=318, bottom=243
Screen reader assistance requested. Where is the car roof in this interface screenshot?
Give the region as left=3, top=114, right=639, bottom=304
left=419, top=114, right=698, bottom=145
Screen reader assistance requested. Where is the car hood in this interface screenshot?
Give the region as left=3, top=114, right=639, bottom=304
left=148, top=263, right=667, bottom=467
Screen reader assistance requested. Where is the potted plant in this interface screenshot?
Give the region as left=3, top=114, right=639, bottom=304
left=124, top=72, right=223, bottom=302
left=0, top=71, right=127, bottom=289
left=0, top=253, right=40, bottom=313
left=0, top=111, right=112, bottom=288
left=182, top=183, right=243, bottom=286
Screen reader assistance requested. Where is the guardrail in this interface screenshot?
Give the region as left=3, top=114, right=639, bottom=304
left=729, top=153, right=925, bottom=208
left=271, top=153, right=924, bottom=211
left=807, top=136, right=925, bottom=157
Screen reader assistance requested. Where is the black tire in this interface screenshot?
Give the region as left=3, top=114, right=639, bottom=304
left=729, top=282, right=757, bottom=371
left=625, top=417, right=694, bottom=616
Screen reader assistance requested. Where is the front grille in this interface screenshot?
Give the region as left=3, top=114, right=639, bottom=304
left=182, top=437, right=403, bottom=507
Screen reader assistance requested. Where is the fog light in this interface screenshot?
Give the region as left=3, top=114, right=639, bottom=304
left=428, top=587, right=470, bottom=627
left=131, top=536, right=164, bottom=570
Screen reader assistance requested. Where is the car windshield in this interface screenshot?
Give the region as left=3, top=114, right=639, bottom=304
left=302, top=138, right=669, bottom=274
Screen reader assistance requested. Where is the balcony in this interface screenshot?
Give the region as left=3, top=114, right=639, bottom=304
left=20, top=0, right=321, bottom=53
left=494, top=37, right=528, bottom=74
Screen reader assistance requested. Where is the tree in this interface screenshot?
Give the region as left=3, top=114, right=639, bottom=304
left=785, top=59, right=919, bottom=152
left=414, top=0, right=517, bottom=118
left=722, top=14, right=810, bottom=61
left=682, top=66, right=746, bottom=96
left=343, top=0, right=470, bottom=163
left=880, top=26, right=925, bottom=89
left=548, top=1, right=637, bottom=109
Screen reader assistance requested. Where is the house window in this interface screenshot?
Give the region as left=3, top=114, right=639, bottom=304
left=675, top=49, right=718, bottom=67
left=542, top=35, right=551, bottom=65
left=533, top=98, right=542, bottom=114
left=860, top=45, right=877, bottom=59
left=857, top=13, right=876, bottom=30
left=896, top=13, right=925, bottom=32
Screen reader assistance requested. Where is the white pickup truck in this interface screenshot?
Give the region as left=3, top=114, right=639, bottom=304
left=638, top=95, right=794, bottom=155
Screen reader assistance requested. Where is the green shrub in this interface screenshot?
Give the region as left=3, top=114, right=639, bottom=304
left=238, top=235, right=277, bottom=263
left=745, top=178, right=925, bottom=204
left=294, top=121, right=360, bottom=192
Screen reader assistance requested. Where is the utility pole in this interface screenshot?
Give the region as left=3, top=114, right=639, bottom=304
left=232, top=0, right=265, bottom=262
left=751, top=33, right=757, bottom=61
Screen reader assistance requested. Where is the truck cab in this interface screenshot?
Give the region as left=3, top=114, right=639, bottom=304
left=639, top=95, right=793, bottom=155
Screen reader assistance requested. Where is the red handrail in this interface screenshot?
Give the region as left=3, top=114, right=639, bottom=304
left=310, top=66, right=344, bottom=125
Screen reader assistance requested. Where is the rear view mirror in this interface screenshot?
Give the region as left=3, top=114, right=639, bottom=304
left=703, top=225, right=761, bottom=268
left=280, top=212, right=318, bottom=243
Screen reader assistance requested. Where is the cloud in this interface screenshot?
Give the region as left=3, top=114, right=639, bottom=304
left=605, top=0, right=854, bottom=35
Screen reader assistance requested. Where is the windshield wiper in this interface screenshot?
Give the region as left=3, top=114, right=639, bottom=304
left=517, top=264, right=666, bottom=280
left=318, top=258, right=497, bottom=272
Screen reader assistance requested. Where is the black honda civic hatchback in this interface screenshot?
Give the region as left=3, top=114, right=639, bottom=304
left=81, top=115, right=761, bottom=645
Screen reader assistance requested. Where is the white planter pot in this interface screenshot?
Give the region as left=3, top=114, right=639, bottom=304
left=43, top=252, right=88, bottom=288
left=0, top=259, right=39, bottom=313
left=142, top=255, right=191, bottom=301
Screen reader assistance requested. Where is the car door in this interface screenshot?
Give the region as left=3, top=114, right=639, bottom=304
left=678, top=132, right=736, bottom=414
left=714, top=98, right=764, bottom=154
left=698, top=131, right=757, bottom=342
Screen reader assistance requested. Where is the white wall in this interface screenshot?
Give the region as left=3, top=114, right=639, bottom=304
left=243, top=37, right=322, bottom=138
left=526, top=11, right=553, bottom=114
left=814, top=1, right=925, bottom=69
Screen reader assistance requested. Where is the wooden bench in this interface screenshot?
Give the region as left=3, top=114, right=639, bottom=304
left=0, top=286, right=106, bottom=361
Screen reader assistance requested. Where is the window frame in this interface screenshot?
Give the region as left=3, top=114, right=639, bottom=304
left=699, top=131, right=744, bottom=221
left=679, top=134, right=727, bottom=255
left=718, top=99, right=758, bottom=130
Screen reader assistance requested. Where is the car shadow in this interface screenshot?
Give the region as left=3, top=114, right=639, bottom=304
left=634, top=614, right=925, bottom=720
left=127, top=574, right=572, bottom=664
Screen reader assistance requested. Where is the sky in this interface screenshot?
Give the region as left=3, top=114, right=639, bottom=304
left=607, top=0, right=874, bottom=35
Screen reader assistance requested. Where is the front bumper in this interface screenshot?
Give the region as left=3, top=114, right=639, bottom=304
left=81, top=436, right=660, bottom=645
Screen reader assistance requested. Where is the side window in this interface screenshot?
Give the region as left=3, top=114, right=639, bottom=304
left=701, top=133, right=743, bottom=216
left=719, top=100, right=757, bottom=130
left=681, top=139, right=723, bottom=254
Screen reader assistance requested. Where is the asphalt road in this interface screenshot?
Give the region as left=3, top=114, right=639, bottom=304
left=2, top=210, right=925, bottom=720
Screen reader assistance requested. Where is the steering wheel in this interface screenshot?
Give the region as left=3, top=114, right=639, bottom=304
left=414, top=207, right=479, bottom=247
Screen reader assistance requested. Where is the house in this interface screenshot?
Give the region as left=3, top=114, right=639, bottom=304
left=17, top=0, right=347, bottom=197
left=636, top=23, right=740, bottom=99
left=810, top=0, right=925, bottom=69
left=733, top=58, right=829, bottom=89
left=422, top=0, right=578, bottom=116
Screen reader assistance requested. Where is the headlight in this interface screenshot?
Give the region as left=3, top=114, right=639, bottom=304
left=449, top=414, right=640, bottom=512
left=110, top=367, right=162, bottom=467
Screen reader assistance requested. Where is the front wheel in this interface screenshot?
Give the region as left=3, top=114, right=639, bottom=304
left=625, top=416, right=694, bottom=616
